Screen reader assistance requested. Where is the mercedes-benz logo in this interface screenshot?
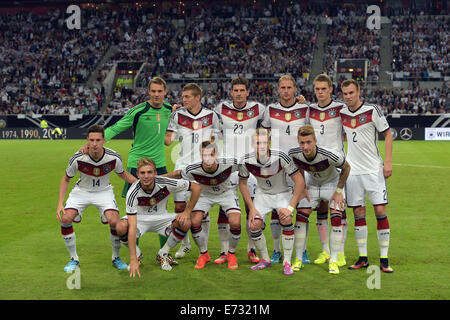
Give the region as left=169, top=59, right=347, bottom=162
left=400, top=128, right=413, bottom=140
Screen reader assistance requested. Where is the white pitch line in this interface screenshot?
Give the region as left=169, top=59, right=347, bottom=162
left=393, top=163, right=450, bottom=169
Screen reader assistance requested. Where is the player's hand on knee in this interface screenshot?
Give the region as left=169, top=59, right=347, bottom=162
left=277, top=208, right=292, bottom=221
left=249, top=209, right=262, bottom=229
left=176, top=212, right=190, bottom=229
left=56, top=205, right=64, bottom=222
left=331, top=193, right=345, bottom=211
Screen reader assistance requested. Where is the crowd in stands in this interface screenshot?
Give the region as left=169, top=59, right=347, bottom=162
left=122, top=2, right=318, bottom=84
left=391, top=15, right=449, bottom=80
left=0, top=7, right=116, bottom=115
left=0, top=0, right=448, bottom=117
left=361, top=86, right=448, bottom=115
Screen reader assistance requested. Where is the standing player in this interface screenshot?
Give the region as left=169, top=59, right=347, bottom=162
left=261, top=74, right=309, bottom=264
left=116, top=158, right=201, bottom=276
left=94, top=77, right=173, bottom=252
left=164, top=139, right=242, bottom=270
left=340, top=79, right=394, bottom=273
left=105, top=77, right=172, bottom=195
left=305, top=74, right=348, bottom=267
left=56, top=125, right=137, bottom=272
left=239, top=128, right=307, bottom=275
left=165, top=83, right=222, bottom=258
left=214, top=76, right=265, bottom=264
left=289, top=125, right=351, bottom=274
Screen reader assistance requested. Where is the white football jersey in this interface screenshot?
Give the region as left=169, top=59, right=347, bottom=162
left=126, top=177, right=191, bottom=216
left=239, top=149, right=298, bottom=195
left=66, top=148, right=124, bottom=192
left=182, top=158, right=239, bottom=196
left=167, top=107, right=222, bottom=170
left=215, top=100, right=266, bottom=159
left=308, top=101, right=345, bottom=155
left=340, top=103, right=390, bottom=175
left=261, top=102, right=309, bottom=152
left=288, top=146, right=345, bottom=184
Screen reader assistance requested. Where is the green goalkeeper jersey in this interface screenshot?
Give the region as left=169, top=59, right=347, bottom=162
left=105, top=101, right=172, bottom=169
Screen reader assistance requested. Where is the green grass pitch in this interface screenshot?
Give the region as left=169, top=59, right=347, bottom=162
left=0, top=139, right=449, bottom=300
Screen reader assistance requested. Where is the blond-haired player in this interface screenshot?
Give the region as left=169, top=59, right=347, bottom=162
left=289, top=125, right=351, bottom=274
left=116, top=158, right=201, bottom=276
left=239, top=128, right=307, bottom=275
left=261, top=74, right=309, bottom=264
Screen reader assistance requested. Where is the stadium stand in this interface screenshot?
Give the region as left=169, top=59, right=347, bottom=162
left=391, top=15, right=449, bottom=81
left=0, top=0, right=448, bottom=117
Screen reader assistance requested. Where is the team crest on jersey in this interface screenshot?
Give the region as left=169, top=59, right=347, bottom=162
left=237, top=112, right=244, bottom=121
left=285, top=113, right=292, bottom=121
left=93, top=168, right=100, bottom=176
left=219, top=172, right=229, bottom=180
left=328, top=109, right=337, bottom=118
left=320, top=112, right=326, bottom=121
left=294, top=111, right=302, bottom=118
left=103, top=165, right=111, bottom=173
left=247, top=110, right=255, bottom=118
left=351, top=118, right=357, bottom=128
left=359, top=115, right=367, bottom=124
left=157, top=192, right=166, bottom=200
left=202, top=117, right=210, bottom=126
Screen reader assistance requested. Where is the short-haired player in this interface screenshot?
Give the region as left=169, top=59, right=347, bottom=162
left=56, top=125, right=137, bottom=272
left=306, top=74, right=348, bottom=266
left=340, top=80, right=394, bottom=273
left=164, top=139, right=242, bottom=270
left=165, top=83, right=222, bottom=260
left=116, top=158, right=202, bottom=277
left=289, top=125, right=351, bottom=274
left=239, top=128, right=307, bottom=275
left=214, top=77, right=266, bottom=264
left=261, top=74, right=309, bottom=264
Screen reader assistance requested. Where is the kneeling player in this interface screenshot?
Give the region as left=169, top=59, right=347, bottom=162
left=165, top=140, right=242, bottom=270
left=56, top=125, right=137, bottom=272
left=116, top=158, right=201, bottom=277
left=289, top=125, right=351, bottom=274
